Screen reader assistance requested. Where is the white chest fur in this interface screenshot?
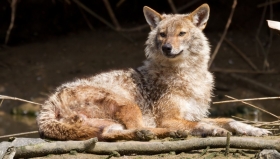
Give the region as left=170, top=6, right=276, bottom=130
left=177, top=97, right=209, bottom=121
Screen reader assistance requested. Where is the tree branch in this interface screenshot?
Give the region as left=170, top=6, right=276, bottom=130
left=5, top=0, right=17, bottom=45
left=230, top=73, right=280, bottom=96
left=88, top=137, right=280, bottom=155
left=15, top=138, right=97, bottom=158
left=14, top=137, right=280, bottom=158
left=208, top=0, right=237, bottom=67
left=0, top=95, right=42, bottom=106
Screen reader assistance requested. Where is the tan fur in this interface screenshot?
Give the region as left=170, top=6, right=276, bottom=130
left=37, top=4, right=271, bottom=141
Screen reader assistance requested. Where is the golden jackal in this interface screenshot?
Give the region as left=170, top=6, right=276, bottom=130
left=37, top=4, right=271, bottom=141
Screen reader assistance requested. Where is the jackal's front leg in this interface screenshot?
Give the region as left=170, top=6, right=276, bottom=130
left=201, top=118, right=272, bottom=136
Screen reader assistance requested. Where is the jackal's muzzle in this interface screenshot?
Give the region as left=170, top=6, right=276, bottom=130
left=162, top=43, right=183, bottom=58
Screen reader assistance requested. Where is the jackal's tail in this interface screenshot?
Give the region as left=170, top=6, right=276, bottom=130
left=36, top=96, right=100, bottom=140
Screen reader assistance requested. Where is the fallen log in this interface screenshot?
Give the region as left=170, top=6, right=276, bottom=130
left=88, top=137, right=280, bottom=155
left=14, top=137, right=280, bottom=158
left=14, top=138, right=97, bottom=158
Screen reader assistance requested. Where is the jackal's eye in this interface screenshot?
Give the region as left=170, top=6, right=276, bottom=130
left=159, top=32, right=166, bottom=38
left=178, top=32, right=186, bottom=36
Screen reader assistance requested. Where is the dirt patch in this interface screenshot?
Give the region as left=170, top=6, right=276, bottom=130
left=31, top=149, right=259, bottom=159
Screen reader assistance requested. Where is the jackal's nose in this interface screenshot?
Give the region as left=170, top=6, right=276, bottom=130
left=162, top=44, right=172, bottom=54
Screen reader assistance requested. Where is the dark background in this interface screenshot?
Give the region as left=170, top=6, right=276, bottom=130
left=0, top=0, right=279, bottom=45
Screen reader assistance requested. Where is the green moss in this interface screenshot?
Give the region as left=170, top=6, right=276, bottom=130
left=69, top=150, right=77, bottom=155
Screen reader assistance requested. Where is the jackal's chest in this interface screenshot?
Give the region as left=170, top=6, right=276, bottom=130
left=177, top=97, right=209, bottom=121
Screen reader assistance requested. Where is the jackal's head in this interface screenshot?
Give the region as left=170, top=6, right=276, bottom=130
left=143, top=4, right=210, bottom=67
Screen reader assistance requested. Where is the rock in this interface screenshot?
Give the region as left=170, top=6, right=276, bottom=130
left=257, top=149, right=280, bottom=159
left=0, top=142, right=11, bottom=159
left=0, top=138, right=45, bottom=159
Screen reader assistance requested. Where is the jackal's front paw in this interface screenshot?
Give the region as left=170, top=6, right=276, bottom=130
left=192, top=122, right=230, bottom=137
left=169, top=130, right=188, bottom=138
left=136, top=130, right=155, bottom=141
left=229, top=121, right=272, bottom=136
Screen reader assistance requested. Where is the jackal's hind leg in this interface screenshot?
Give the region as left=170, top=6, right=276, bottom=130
left=101, top=124, right=155, bottom=141
left=159, top=119, right=229, bottom=137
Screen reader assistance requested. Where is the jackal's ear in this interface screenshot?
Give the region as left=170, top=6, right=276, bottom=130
left=189, top=4, right=210, bottom=30
left=143, top=6, right=163, bottom=30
